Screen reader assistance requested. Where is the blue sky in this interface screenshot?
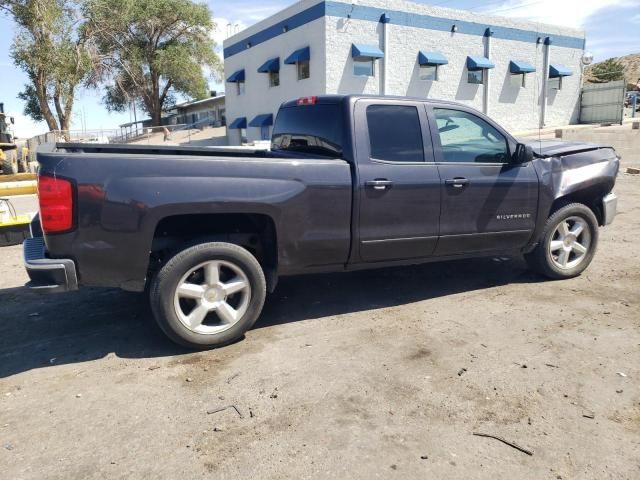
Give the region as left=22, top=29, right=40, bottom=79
left=1, top=0, right=638, bottom=137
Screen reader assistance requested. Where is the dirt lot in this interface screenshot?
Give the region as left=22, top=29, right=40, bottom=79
left=1, top=174, right=639, bottom=480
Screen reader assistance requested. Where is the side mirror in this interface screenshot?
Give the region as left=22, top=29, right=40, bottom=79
left=10, top=117, right=14, bottom=124
left=514, top=143, right=534, bottom=164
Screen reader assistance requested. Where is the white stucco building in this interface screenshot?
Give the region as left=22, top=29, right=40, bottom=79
left=222, top=0, right=586, bottom=144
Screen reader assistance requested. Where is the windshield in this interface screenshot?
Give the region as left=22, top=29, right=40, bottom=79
left=271, top=104, right=343, bottom=157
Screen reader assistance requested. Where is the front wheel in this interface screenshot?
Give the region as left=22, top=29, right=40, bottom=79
left=525, top=203, right=599, bottom=279
left=149, top=242, right=266, bottom=349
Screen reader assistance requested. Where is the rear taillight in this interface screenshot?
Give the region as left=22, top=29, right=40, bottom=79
left=297, top=96, right=317, bottom=105
left=38, top=174, right=74, bottom=233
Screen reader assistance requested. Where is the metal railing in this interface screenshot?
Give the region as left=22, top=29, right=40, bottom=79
left=26, top=119, right=229, bottom=162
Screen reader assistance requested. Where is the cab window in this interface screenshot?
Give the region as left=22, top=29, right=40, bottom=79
left=433, top=108, right=509, bottom=163
left=366, top=104, right=424, bottom=162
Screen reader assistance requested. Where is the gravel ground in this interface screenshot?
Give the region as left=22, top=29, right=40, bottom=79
left=1, top=173, right=638, bottom=480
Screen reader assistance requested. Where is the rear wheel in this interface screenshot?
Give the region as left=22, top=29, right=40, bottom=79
left=149, top=242, right=266, bottom=349
left=1, top=149, right=18, bottom=175
left=525, top=203, right=598, bottom=279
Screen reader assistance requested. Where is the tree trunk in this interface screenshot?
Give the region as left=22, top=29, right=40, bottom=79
left=53, top=86, right=66, bottom=133
left=34, top=73, right=60, bottom=132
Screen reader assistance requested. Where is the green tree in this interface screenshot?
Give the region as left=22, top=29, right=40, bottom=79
left=9, top=0, right=91, bottom=131
left=83, top=0, right=221, bottom=126
left=16, top=84, right=44, bottom=122
left=10, top=0, right=92, bottom=133
left=589, top=58, right=626, bottom=83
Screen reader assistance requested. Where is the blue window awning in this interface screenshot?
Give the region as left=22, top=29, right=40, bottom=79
left=257, top=57, right=279, bottom=73
left=284, top=46, right=310, bottom=64
left=228, top=117, right=247, bottom=129
left=418, top=51, right=448, bottom=66
left=467, top=56, right=495, bottom=70
left=510, top=60, right=536, bottom=74
left=549, top=64, right=573, bottom=78
left=226, top=69, right=245, bottom=83
left=351, top=43, right=384, bottom=59
left=249, top=114, right=273, bottom=127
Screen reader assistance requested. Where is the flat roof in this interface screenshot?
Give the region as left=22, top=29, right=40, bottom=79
left=223, top=0, right=585, bottom=58
left=173, top=95, right=225, bottom=109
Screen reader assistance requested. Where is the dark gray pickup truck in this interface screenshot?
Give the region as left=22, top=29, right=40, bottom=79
left=25, top=95, right=619, bottom=348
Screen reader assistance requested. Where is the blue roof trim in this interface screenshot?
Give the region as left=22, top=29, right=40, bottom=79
left=226, top=69, right=245, bottom=82
left=257, top=57, right=280, bottom=73
left=325, top=2, right=585, bottom=49
left=224, top=2, right=325, bottom=58
left=284, top=46, right=310, bottom=64
left=249, top=114, right=274, bottom=127
left=549, top=64, right=573, bottom=77
left=418, top=51, right=448, bottom=66
left=223, top=1, right=584, bottom=59
left=228, top=117, right=247, bottom=129
left=351, top=43, right=384, bottom=59
left=510, top=60, right=536, bottom=74
left=467, top=56, right=495, bottom=70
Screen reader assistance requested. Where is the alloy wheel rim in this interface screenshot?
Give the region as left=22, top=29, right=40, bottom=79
left=548, top=216, right=591, bottom=270
left=173, top=260, right=251, bottom=335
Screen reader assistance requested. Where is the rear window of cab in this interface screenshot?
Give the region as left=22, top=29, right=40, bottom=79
left=271, top=104, right=343, bottom=157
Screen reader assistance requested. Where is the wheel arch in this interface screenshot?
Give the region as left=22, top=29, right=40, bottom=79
left=550, top=184, right=610, bottom=226
left=147, top=212, right=278, bottom=291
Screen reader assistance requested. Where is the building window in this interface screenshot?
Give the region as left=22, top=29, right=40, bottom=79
left=420, top=65, right=438, bottom=81
left=548, top=77, right=562, bottom=90
left=240, top=128, right=247, bottom=144
left=511, top=74, right=527, bottom=88
left=297, top=60, right=310, bottom=80
left=261, top=125, right=270, bottom=140
left=269, top=71, right=280, bottom=87
left=468, top=69, right=484, bottom=84
left=236, top=81, right=245, bottom=95
left=353, top=58, right=375, bottom=77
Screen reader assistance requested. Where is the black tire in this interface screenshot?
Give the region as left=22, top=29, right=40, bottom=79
left=525, top=203, right=599, bottom=279
left=149, top=242, right=266, bottom=349
left=2, top=149, right=18, bottom=175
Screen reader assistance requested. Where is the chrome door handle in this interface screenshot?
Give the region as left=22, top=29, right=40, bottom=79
left=445, top=178, right=469, bottom=188
left=365, top=179, right=393, bottom=190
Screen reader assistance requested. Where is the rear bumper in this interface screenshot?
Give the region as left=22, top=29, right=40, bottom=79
left=23, top=236, right=78, bottom=293
left=602, top=192, right=617, bottom=226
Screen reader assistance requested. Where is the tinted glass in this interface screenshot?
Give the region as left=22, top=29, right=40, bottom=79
left=297, top=61, right=310, bottom=80
left=434, top=108, right=509, bottom=163
left=272, top=104, right=342, bottom=157
left=420, top=65, right=437, bottom=81
left=366, top=105, right=424, bottom=162
left=467, top=70, right=483, bottom=84
left=354, top=59, right=374, bottom=76
left=548, top=77, right=561, bottom=90
left=269, top=71, right=279, bottom=87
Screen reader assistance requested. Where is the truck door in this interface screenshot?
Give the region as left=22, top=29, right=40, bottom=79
left=427, top=106, right=538, bottom=256
left=354, top=99, right=441, bottom=262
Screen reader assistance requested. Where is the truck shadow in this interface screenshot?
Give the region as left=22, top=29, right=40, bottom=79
left=0, top=256, right=541, bottom=378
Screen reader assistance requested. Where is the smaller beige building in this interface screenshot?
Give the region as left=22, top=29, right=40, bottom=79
left=167, top=93, right=226, bottom=127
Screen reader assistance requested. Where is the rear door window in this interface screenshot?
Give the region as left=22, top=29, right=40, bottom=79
left=366, top=105, right=424, bottom=162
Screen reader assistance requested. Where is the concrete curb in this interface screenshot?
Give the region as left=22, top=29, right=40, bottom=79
left=0, top=180, right=37, bottom=196
left=0, top=173, right=36, bottom=183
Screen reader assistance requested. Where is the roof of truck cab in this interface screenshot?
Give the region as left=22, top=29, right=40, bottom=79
left=279, top=94, right=467, bottom=109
